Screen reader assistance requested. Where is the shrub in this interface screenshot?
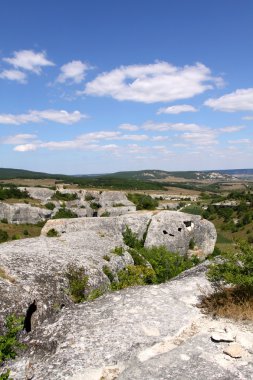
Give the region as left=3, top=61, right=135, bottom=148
left=103, top=255, right=110, bottom=261
left=122, top=225, right=143, bottom=249
left=44, top=202, right=55, bottom=210
left=0, top=369, right=12, bottom=379
left=53, top=208, right=78, bottom=219
left=207, top=241, right=253, bottom=290
left=199, top=241, right=253, bottom=321
left=0, top=314, right=25, bottom=365
left=0, top=219, right=8, bottom=224
left=102, top=266, right=114, bottom=282
left=52, top=191, right=78, bottom=201
left=112, top=203, right=125, bottom=207
left=127, top=193, right=158, bottom=210
left=85, top=194, right=95, bottom=201
left=111, top=265, right=156, bottom=290
left=65, top=264, right=89, bottom=303
left=90, top=202, right=101, bottom=210
left=111, top=246, right=124, bottom=256
left=46, top=228, right=59, bottom=237
left=136, top=246, right=197, bottom=283
left=11, top=235, right=20, bottom=241
left=23, top=229, right=29, bottom=236
left=0, top=230, right=8, bottom=243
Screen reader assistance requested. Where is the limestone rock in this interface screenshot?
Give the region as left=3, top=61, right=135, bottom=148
left=18, top=187, right=54, bottom=201
left=0, top=201, right=52, bottom=224
left=223, top=343, right=245, bottom=358
left=211, top=331, right=235, bottom=342
left=145, top=211, right=217, bottom=255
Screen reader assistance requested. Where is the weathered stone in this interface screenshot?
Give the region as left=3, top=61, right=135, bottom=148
left=145, top=211, right=217, bottom=255
left=211, top=331, right=235, bottom=342
left=223, top=343, right=245, bottom=358
left=18, top=187, right=54, bottom=201
left=0, top=201, right=52, bottom=224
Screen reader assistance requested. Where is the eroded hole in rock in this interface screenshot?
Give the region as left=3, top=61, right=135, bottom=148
left=163, top=230, right=168, bottom=234
left=93, top=211, right=98, bottom=217
left=183, top=221, right=192, bottom=228
left=169, top=233, right=175, bottom=237
left=24, top=300, right=37, bottom=333
left=178, top=228, right=182, bottom=232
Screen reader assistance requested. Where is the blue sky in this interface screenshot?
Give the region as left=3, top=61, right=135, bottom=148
left=0, top=0, right=252, bottom=174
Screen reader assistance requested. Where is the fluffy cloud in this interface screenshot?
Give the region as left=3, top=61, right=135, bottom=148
left=228, top=139, right=251, bottom=144
left=14, top=143, right=38, bottom=152
left=0, top=69, right=27, bottom=83
left=142, top=121, right=202, bottom=132
left=3, top=50, right=54, bottom=74
left=157, top=104, right=197, bottom=114
left=84, top=61, right=222, bottom=103
left=242, top=116, right=253, bottom=120
left=57, top=60, right=89, bottom=84
left=181, top=130, right=218, bottom=146
left=205, top=88, right=253, bottom=112
left=0, top=110, right=86, bottom=125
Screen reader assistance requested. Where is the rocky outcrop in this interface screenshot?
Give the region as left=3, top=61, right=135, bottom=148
left=144, top=211, right=217, bottom=256
left=42, top=211, right=217, bottom=256
left=0, top=211, right=215, bottom=327
left=18, top=187, right=54, bottom=201
left=3, top=264, right=253, bottom=379
left=0, top=202, right=52, bottom=224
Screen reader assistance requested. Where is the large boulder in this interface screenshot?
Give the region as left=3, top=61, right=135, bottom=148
left=18, top=187, right=54, bottom=201
left=0, top=202, right=52, bottom=224
left=145, top=211, right=217, bottom=256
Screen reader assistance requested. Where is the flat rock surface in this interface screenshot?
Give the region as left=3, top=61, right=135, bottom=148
left=5, top=264, right=253, bottom=380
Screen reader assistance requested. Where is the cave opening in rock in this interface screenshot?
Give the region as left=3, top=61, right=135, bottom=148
left=183, top=221, right=192, bottom=228
left=178, top=228, right=182, bottom=232
left=163, top=230, right=168, bottom=234
left=24, top=300, right=37, bottom=333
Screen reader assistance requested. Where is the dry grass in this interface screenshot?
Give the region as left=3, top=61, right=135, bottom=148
left=198, top=286, right=253, bottom=321
left=0, top=267, right=16, bottom=283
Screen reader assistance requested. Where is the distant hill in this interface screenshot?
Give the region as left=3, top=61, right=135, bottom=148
left=0, top=168, right=67, bottom=180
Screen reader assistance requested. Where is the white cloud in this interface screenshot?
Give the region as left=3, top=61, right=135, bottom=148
left=57, top=60, right=89, bottom=84
left=3, top=50, right=54, bottom=74
left=14, top=143, right=38, bottom=152
left=118, top=123, right=139, bottom=131
left=242, top=116, right=253, bottom=120
left=219, top=126, right=245, bottom=133
left=2, top=134, right=37, bottom=144
left=0, top=110, right=86, bottom=125
left=0, top=69, right=27, bottom=83
left=181, top=130, right=218, bottom=146
left=121, top=134, right=149, bottom=141
left=205, top=88, right=253, bottom=112
left=228, top=139, right=251, bottom=144
left=152, top=136, right=169, bottom=141
left=142, top=121, right=202, bottom=132
left=84, top=61, right=222, bottom=103
left=157, top=104, right=197, bottom=114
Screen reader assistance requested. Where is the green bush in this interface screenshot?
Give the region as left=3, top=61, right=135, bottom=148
left=136, top=246, right=197, bottom=283
left=102, top=266, right=114, bottom=282
left=0, top=186, right=29, bottom=201
left=23, top=229, right=29, bottom=236
left=0, top=314, right=25, bottom=365
left=111, top=246, right=124, bottom=256
left=122, top=225, right=143, bottom=249
left=208, top=241, right=253, bottom=290
left=53, top=208, right=78, bottom=219
left=0, top=369, right=12, bottom=379
left=0, top=230, right=8, bottom=243
left=127, top=193, right=158, bottom=210
left=52, top=191, right=77, bottom=201
left=189, top=238, right=195, bottom=250
left=111, top=265, right=156, bottom=290
left=46, top=228, right=59, bottom=237
left=84, top=194, right=95, bottom=201
left=0, top=219, right=8, bottom=224
left=44, top=202, right=55, bottom=210
left=90, top=202, right=101, bottom=210
left=65, top=264, right=89, bottom=303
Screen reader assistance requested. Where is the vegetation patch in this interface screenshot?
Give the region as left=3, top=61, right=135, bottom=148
left=199, top=241, right=253, bottom=321
left=0, top=186, right=30, bottom=201
left=127, top=193, right=158, bottom=210
left=111, top=265, right=156, bottom=290
left=53, top=208, right=78, bottom=219
left=0, top=314, right=25, bottom=379
left=46, top=228, right=59, bottom=237
left=65, top=264, right=89, bottom=303
left=52, top=191, right=77, bottom=201
left=111, top=246, right=124, bottom=256
left=44, top=202, right=55, bottom=210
